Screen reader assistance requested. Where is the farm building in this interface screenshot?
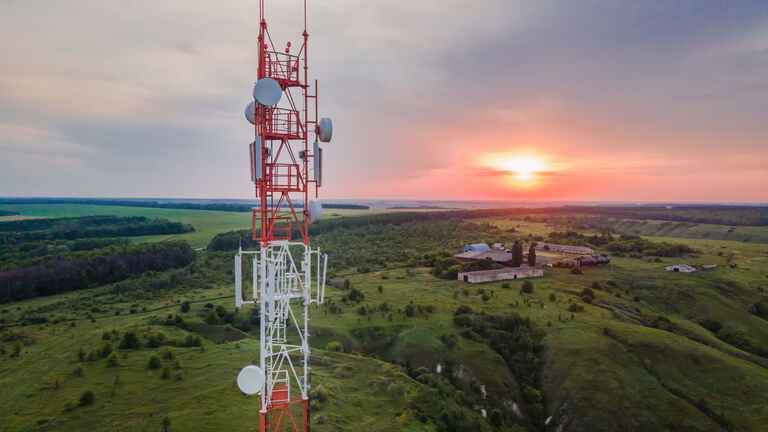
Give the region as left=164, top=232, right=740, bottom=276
left=463, top=243, right=491, bottom=252
left=572, top=254, right=611, bottom=267
left=454, top=250, right=514, bottom=265
left=493, top=243, right=504, bottom=250
left=535, top=242, right=594, bottom=255
left=666, top=264, right=696, bottom=273
left=458, top=266, right=543, bottom=283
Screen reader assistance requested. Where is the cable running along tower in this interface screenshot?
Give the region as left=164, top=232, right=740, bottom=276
left=234, top=1, right=332, bottom=431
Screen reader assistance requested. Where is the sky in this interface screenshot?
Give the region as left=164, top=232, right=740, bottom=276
left=0, top=0, right=767, bottom=202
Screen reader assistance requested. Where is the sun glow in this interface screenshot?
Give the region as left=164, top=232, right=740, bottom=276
left=481, top=153, right=549, bottom=182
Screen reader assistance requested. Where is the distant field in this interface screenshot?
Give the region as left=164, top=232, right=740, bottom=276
left=0, top=204, right=409, bottom=249
left=612, top=219, right=768, bottom=244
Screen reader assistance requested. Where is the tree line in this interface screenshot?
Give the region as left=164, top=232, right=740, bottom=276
left=0, top=216, right=193, bottom=244
left=0, top=241, right=195, bottom=303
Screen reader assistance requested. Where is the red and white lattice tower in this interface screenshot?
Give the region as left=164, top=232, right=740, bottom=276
left=234, top=1, right=331, bottom=431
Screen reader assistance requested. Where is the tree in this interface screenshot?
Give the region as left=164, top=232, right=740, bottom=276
left=162, top=416, right=171, bottom=432
left=528, top=243, right=537, bottom=266
left=522, top=280, right=534, bottom=293
left=511, top=241, right=523, bottom=267
left=180, top=301, right=190, bottom=313
left=120, top=332, right=140, bottom=349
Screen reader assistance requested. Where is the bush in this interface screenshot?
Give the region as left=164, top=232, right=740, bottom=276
left=404, top=304, right=415, bottom=317
left=548, top=293, right=556, bottom=302
left=567, top=303, right=584, bottom=312
left=324, top=341, right=343, bottom=352
left=699, top=318, right=722, bottom=333
left=571, top=267, right=583, bottom=275
left=147, top=354, right=162, bottom=369
left=181, top=301, right=190, bottom=313
left=521, top=280, right=534, bottom=293
left=501, top=282, right=510, bottom=289
left=78, top=390, right=94, bottom=406
left=454, top=305, right=472, bottom=315
left=106, top=351, right=120, bottom=367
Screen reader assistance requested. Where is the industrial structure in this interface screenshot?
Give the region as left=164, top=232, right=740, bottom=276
left=458, top=267, right=543, bottom=283
left=534, top=242, right=594, bottom=255
left=233, top=1, right=332, bottom=431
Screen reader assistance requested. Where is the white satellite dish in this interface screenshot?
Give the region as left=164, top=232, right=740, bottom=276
left=237, top=365, right=265, bottom=395
left=308, top=199, right=322, bottom=223
left=317, top=117, right=333, bottom=142
left=245, top=101, right=256, bottom=125
left=253, top=78, right=282, bottom=107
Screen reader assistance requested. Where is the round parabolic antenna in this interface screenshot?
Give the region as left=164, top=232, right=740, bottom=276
left=237, top=365, right=265, bottom=395
left=317, top=117, right=333, bottom=143
left=253, top=78, right=282, bottom=107
left=244, top=101, right=256, bottom=125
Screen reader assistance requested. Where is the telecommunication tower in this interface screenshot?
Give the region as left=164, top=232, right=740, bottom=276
left=234, top=1, right=332, bottom=431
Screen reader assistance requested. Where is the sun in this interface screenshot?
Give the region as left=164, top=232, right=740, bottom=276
left=501, top=156, right=544, bottom=181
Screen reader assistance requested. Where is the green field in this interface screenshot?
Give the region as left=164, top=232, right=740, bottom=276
left=3, top=205, right=768, bottom=431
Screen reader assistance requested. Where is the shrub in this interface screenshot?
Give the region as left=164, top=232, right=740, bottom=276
left=181, top=301, right=190, bottom=313
left=404, top=304, right=415, bottom=317
left=699, top=318, right=722, bottom=333
left=548, top=293, right=556, bottom=302
left=106, top=351, right=120, bottom=367
left=591, top=281, right=602, bottom=290
left=78, top=390, right=94, bottom=407
left=324, top=341, right=343, bottom=352
left=147, top=354, right=162, bottom=370
left=161, top=365, right=172, bottom=379
left=454, top=305, right=472, bottom=315
left=97, top=342, right=113, bottom=358
left=205, top=310, right=218, bottom=325
left=73, top=365, right=84, bottom=377
left=521, top=280, right=534, bottom=293
left=571, top=267, right=583, bottom=275
left=567, top=303, right=584, bottom=312
left=501, top=282, right=510, bottom=289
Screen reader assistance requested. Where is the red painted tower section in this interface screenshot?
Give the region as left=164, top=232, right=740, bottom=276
left=251, top=0, right=319, bottom=249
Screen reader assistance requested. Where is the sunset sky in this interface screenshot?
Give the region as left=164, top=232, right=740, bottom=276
left=1, top=1, right=767, bottom=202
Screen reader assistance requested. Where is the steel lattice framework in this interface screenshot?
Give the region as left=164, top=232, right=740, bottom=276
left=234, top=1, right=330, bottom=431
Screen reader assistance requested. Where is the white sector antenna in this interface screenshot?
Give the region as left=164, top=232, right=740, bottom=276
left=308, top=199, right=322, bottom=223
left=237, top=365, right=265, bottom=395
left=253, top=78, right=282, bottom=107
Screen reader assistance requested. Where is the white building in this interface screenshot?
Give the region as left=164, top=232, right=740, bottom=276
left=666, top=264, right=696, bottom=273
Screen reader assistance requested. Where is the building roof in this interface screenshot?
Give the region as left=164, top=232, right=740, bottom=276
left=535, top=242, right=594, bottom=255
left=459, top=266, right=541, bottom=277
left=464, top=243, right=491, bottom=252
left=666, top=264, right=696, bottom=272
left=454, top=250, right=513, bottom=263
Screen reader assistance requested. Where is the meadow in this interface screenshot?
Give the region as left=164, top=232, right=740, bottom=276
left=2, top=204, right=768, bottom=431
